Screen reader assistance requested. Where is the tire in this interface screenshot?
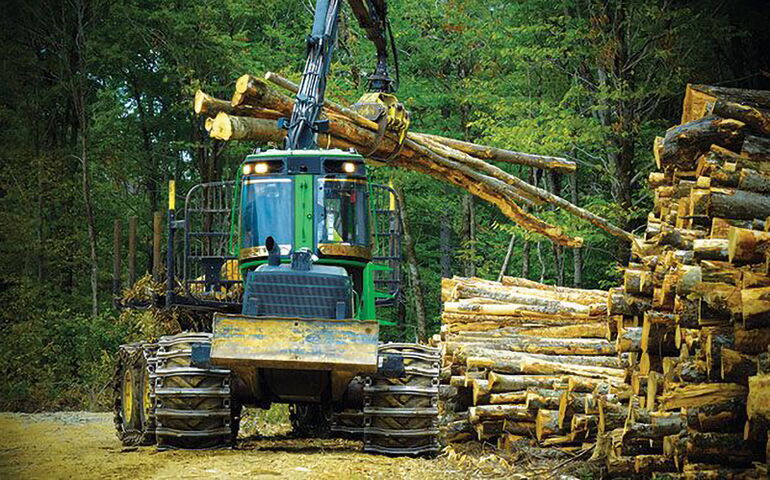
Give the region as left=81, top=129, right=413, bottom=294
left=113, top=342, right=157, bottom=446
left=363, top=343, right=441, bottom=456
left=154, top=332, right=240, bottom=449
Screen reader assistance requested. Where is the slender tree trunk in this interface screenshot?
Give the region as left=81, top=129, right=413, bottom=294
left=71, top=0, right=98, bottom=316
left=571, top=173, right=583, bottom=287
left=395, top=185, right=427, bottom=343
left=461, top=193, right=476, bottom=277
left=521, top=241, right=530, bottom=278
left=440, top=205, right=453, bottom=278
left=498, top=234, right=516, bottom=282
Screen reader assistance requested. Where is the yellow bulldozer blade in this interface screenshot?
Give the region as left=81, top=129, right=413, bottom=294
left=210, top=313, right=379, bottom=372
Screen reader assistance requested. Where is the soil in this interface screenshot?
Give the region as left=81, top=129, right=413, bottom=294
left=0, top=412, right=466, bottom=480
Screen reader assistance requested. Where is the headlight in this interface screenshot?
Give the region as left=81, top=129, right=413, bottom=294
left=242, top=164, right=252, bottom=175
left=254, top=162, right=269, bottom=174
left=342, top=162, right=356, bottom=173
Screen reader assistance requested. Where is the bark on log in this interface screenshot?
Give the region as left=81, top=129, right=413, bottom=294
left=525, top=388, right=563, bottom=411
left=535, top=409, right=564, bottom=441
left=659, top=115, right=745, bottom=171
left=742, top=134, right=770, bottom=163
left=679, top=432, right=758, bottom=467
left=634, top=455, right=677, bottom=474
left=487, top=372, right=564, bottom=392
left=747, top=374, right=770, bottom=423
left=608, top=288, right=653, bottom=316
left=466, top=351, right=626, bottom=383
left=489, top=391, right=528, bottom=404
left=683, top=397, right=747, bottom=432
left=468, top=404, right=535, bottom=423
left=694, top=238, right=729, bottom=261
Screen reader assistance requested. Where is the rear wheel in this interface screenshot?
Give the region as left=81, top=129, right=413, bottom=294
left=363, top=343, right=441, bottom=456
left=154, top=332, right=240, bottom=449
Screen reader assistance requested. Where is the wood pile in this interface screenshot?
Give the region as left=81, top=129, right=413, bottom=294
left=435, top=275, right=625, bottom=452
left=194, top=72, right=636, bottom=247
left=596, top=84, right=770, bottom=478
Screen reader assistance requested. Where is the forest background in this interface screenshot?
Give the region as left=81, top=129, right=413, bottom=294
left=1, top=0, right=769, bottom=411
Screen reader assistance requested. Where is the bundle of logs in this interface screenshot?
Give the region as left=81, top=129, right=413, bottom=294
left=194, top=72, right=635, bottom=247
left=434, top=276, right=626, bottom=453
left=598, top=84, right=770, bottom=478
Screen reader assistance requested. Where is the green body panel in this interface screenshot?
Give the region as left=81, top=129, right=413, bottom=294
left=294, top=174, right=315, bottom=250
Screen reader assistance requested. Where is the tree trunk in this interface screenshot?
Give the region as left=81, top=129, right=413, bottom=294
left=461, top=194, right=475, bottom=277
left=394, top=185, right=427, bottom=343
left=497, top=234, right=516, bottom=282
left=440, top=198, right=453, bottom=278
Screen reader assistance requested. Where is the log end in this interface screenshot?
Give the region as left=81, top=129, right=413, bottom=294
left=209, top=112, right=233, bottom=141
left=194, top=90, right=210, bottom=115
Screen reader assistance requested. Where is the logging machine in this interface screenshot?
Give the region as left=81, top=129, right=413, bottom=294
left=113, top=0, right=440, bottom=456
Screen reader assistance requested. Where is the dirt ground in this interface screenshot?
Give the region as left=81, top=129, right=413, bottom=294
left=0, top=412, right=469, bottom=480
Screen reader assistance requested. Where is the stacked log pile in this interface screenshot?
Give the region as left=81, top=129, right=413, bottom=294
left=598, top=84, right=770, bottom=478
left=436, top=276, right=626, bottom=451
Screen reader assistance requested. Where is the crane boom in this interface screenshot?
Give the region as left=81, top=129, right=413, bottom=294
left=285, top=0, right=396, bottom=150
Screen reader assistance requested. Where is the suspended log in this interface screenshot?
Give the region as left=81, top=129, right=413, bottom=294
left=264, top=71, right=578, bottom=174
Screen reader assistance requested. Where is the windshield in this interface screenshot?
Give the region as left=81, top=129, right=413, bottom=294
left=241, top=177, right=293, bottom=252
left=316, top=179, right=369, bottom=246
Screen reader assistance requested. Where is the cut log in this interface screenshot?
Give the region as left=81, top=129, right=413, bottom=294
left=721, top=348, right=758, bottom=385
left=634, top=454, right=677, bottom=474
left=694, top=238, right=729, bottom=261
left=748, top=374, right=770, bottom=423
left=617, top=326, right=643, bottom=353
left=416, top=133, right=576, bottom=173
left=683, top=397, right=747, bottom=432
left=658, top=383, right=748, bottom=411
left=735, top=327, right=770, bottom=354
left=729, top=227, right=770, bottom=264
left=468, top=404, right=535, bottom=423
left=487, top=372, right=563, bottom=392
left=608, top=288, right=653, bottom=316
left=535, top=409, right=564, bottom=441
left=678, top=432, right=758, bottom=467
left=659, top=115, right=745, bottom=170
left=524, top=388, right=563, bottom=411
left=489, top=391, right=528, bottom=404
left=742, top=287, right=770, bottom=329
left=742, top=134, right=770, bottom=163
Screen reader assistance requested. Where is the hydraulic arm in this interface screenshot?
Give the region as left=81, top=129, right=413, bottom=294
left=285, top=0, right=399, bottom=150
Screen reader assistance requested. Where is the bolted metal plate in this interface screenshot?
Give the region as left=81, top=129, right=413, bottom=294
left=210, top=313, right=379, bottom=372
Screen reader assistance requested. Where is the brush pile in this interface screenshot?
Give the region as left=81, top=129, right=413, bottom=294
left=598, top=84, right=770, bottom=478
left=434, top=276, right=624, bottom=452
left=194, top=72, right=635, bottom=247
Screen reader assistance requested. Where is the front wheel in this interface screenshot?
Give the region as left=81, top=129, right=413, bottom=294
left=113, top=342, right=157, bottom=446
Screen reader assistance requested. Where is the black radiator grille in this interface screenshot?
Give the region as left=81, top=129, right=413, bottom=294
left=242, top=270, right=352, bottom=319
